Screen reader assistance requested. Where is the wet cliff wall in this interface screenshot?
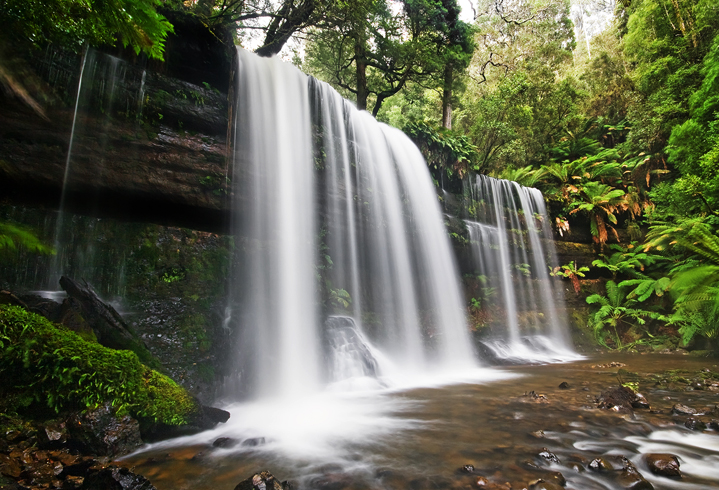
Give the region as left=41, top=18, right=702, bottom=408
left=0, top=11, right=233, bottom=233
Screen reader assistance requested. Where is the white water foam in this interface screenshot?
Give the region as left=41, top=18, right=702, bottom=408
left=125, top=369, right=518, bottom=464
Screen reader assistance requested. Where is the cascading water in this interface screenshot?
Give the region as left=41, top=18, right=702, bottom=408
left=465, top=174, right=579, bottom=362
left=47, top=50, right=136, bottom=293
left=226, top=49, right=476, bottom=400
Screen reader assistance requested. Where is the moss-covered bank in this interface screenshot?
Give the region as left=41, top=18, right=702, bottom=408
left=0, top=305, right=198, bottom=425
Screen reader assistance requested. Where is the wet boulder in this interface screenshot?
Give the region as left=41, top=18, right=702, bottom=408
left=81, top=466, right=156, bottom=490
left=67, top=403, right=142, bottom=457
left=212, top=437, right=238, bottom=448
left=597, top=386, right=649, bottom=411
left=632, top=393, right=650, bottom=409
left=194, top=406, right=231, bottom=427
left=59, top=277, right=155, bottom=366
left=233, top=471, right=291, bottom=490
left=684, top=417, right=707, bottom=431
left=0, top=454, right=23, bottom=479
left=19, top=460, right=62, bottom=487
left=538, top=448, right=561, bottom=464
left=38, top=420, right=70, bottom=449
left=671, top=404, right=696, bottom=416
left=589, top=456, right=653, bottom=489
left=644, top=454, right=681, bottom=477
left=588, top=455, right=630, bottom=472
left=589, top=457, right=613, bottom=472
left=141, top=405, right=229, bottom=441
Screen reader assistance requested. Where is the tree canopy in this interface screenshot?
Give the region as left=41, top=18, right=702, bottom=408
left=0, top=0, right=173, bottom=59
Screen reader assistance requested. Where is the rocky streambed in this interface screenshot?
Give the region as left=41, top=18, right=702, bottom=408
left=102, top=354, right=719, bottom=490
left=3, top=355, right=719, bottom=490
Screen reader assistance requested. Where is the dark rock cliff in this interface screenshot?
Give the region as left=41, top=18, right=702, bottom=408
left=0, top=11, right=234, bottom=233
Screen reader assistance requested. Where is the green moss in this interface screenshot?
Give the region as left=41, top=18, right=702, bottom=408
left=0, top=305, right=198, bottom=425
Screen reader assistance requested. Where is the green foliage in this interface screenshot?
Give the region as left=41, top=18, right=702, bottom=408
left=328, top=288, right=351, bottom=309
left=665, top=34, right=719, bottom=213
left=550, top=261, right=589, bottom=294
left=1, top=0, right=173, bottom=59
left=643, top=219, right=719, bottom=346
left=0, top=305, right=198, bottom=424
left=591, top=243, right=667, bottom=280
left=161, top=267, right=185, bottom=283
left=405, top=122, right=479, bottom=178
left=586, top=280, right=668, bottom=349
left=0, top=222, right=55, bottom=255
left=304, top=0, right=474, bottom=116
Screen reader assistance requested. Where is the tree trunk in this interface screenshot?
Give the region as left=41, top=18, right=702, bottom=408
left=255, top=0, right=316, bottom=57
left=441, top=62, right=453, bottom=129
left=355, top=37, right=368, bottom=111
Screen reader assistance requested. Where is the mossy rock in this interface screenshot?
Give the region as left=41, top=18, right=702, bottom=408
left=0, top=305, right=199, bottom=425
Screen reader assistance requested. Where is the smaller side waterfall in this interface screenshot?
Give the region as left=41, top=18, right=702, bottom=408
left=465, top=175, right=579, bottom=362
left=48, top=50, right=146, bottom=292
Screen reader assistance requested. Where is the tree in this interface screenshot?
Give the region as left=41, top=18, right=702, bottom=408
left=404, top=0, right=475, bottom=128
left=456, top=0, right=579, bottom=171
left=203, top=0, right=334, bottom=57
left=305, top=0, right=470, bottom=116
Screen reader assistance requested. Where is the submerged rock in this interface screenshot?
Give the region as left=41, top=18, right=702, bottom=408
left=617, top=465, right=653, bottom=489
left=458, top=464, right=475, bottom=474
left=233, top=471, right=291, bottom=490
left=558, top=382, right=570, bottom=389
left=644, top=454, right=681, bottom=477
left=241, top=437, right=266, bottom=447
left=527, top=479, right=563, bottom=490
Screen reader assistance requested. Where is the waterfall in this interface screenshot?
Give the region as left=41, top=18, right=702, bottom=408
left=227, top=49, right=476, bottom=399
left=465, top=174, right=578, bottom=362
left=48, top=50, right=133, bottom=292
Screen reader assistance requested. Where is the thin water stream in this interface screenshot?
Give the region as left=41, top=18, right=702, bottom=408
left=122, top=354, right=719, bottom=490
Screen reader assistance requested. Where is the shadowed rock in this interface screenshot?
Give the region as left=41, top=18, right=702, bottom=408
left=81, top=466, right=156, bottom=490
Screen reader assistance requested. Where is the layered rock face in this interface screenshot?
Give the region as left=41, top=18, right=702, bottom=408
left=0, top=11, right=233, bottom=233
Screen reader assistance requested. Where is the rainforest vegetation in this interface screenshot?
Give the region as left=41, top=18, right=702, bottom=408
left=1, top=0, right=718, bottom=354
